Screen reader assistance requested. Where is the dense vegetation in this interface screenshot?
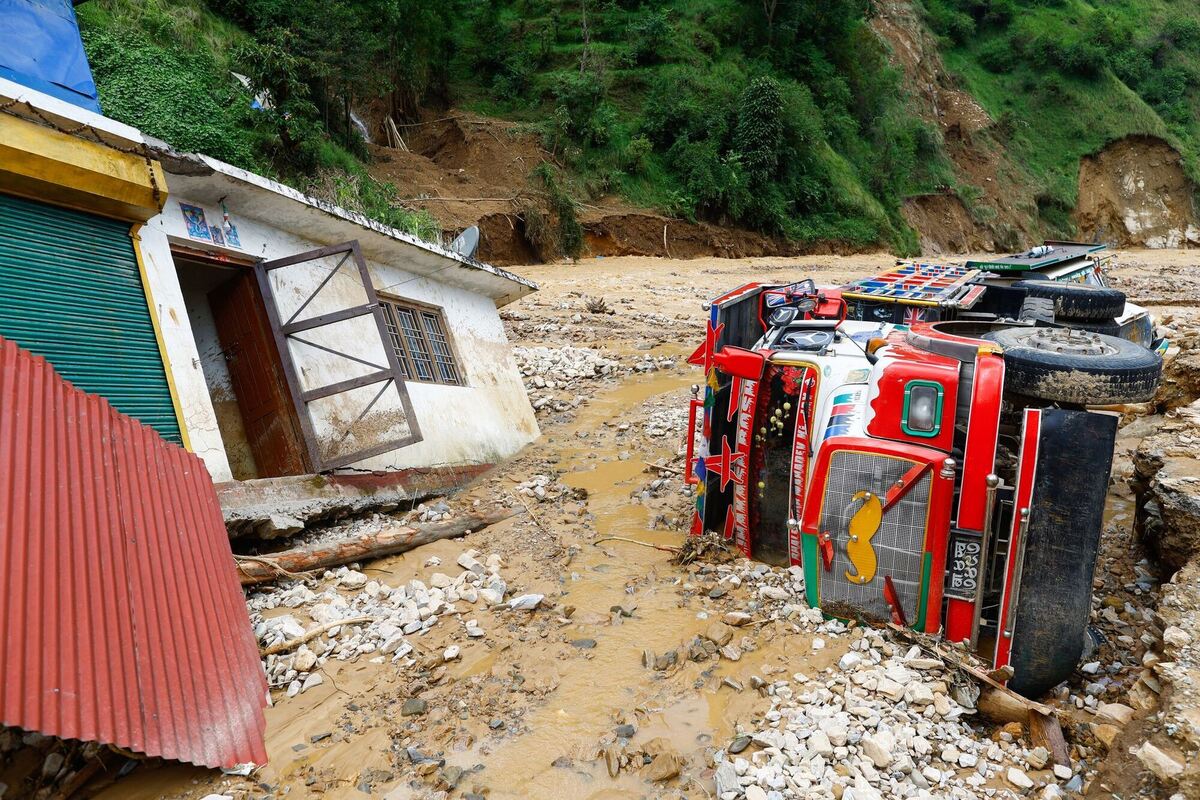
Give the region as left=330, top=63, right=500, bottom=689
left=922, top=0, right=1200, bottom=233
left=76, top=0, right=1200, bottom=254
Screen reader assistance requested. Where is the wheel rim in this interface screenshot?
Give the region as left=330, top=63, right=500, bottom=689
left=1023, top=327, right=1118, bottom=356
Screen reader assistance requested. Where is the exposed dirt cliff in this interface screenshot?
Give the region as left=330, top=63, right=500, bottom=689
left=1075, top=135, right=1200, bottom=248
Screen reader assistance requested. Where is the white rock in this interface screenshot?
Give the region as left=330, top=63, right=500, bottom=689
left=838, top=652, right=863, bottom=671
left=759, top=585, right=789, bottom=601
left=1096, top=702, right=1135, bottom=726
left=1162, top=625, right=1191, bottom=648
left=745, top=786, right=768, bottom=800
left=429, top=572, right=453, bottom=589
left=293, top=646, right=317, bottom=672
left=1052, top=764, right=1073, bottom=780
left=808, top=730, right=834, bottom=756
left=906, top=683, right=934, bottom=705
left=1006, top=767, right=1034, bottom=789
left=508, top=593, right=544, bottom=611
left=443, top=645, right=461, bottom=661
left=339, top=570, right=369, bottom=589
left=862, top=730, right=894, bottom=768
left=1133, top=742, right=1184, bottom=781
left=715, top=761, right=740, bottom=796
left=479, top=588, right=505, bottom=605
left=301, top=673, right=323, bottom=692
left=876, top=677, right=905, bottom=701
left=286, top=680, right=300, bottom=698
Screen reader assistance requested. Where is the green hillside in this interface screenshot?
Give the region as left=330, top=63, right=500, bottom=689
left=75, top=0, right=1200, bottom=255
left=923, top=0, right=1200, bottom=232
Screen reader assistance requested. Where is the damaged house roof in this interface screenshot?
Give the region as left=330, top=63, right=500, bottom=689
left=149, top=141, right=538, bottom=307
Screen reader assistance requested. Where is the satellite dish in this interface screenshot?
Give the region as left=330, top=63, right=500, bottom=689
left=449, top=226, right=480, bottom=258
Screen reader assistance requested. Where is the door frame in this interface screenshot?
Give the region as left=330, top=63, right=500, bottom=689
left=170, top=245, right=314, bottom=476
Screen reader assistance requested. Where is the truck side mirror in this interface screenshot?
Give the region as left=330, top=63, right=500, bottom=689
left=713, top=346, right=766, bottom=381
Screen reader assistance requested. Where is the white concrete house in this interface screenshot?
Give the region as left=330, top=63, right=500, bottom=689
left=137, top=147, right=539, bottom=484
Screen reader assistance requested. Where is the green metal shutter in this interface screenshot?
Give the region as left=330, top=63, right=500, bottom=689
left=0, top=193, right=182, bottom=443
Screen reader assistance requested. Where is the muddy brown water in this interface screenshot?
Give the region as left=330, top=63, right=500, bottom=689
left=439, top=366, right=847, bottom=798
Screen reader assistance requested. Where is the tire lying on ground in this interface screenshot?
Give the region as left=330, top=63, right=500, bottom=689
left=982, top=326, right=1161, bottom=404
left=1012, top=279, right=1126, bottom=321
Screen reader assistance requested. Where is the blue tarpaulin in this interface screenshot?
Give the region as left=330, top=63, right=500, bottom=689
left=0, top=0, right=102, bottom=113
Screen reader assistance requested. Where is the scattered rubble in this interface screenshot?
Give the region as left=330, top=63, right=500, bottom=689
left=250, top=549, right=516, bottom=692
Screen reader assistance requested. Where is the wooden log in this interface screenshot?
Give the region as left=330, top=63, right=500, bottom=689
left=234, top=509, right=517, bottom=586
left=1028, top=708, right=1071, bottom=767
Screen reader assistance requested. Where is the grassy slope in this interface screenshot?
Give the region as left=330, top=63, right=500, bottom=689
left=924, top=0, right=1200, bottom=231
left=75, top=0, right=1200, bottom=251
left=443, top=2, right=946, bottom=252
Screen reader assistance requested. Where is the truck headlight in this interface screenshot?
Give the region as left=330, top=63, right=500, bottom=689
left=903, top=381, right=942, bottom=437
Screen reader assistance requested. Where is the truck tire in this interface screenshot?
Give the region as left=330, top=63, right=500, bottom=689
left=1017, top=296, right=1055, bottom=324
left=982, top=326, right=1161, bottom=404
left=1069, top=317, right=1123, bottom=337
left=1012, top=280, right=1126, bottom=321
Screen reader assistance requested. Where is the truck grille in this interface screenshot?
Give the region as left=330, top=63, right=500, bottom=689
left=818, top=450, right=931, bottom=623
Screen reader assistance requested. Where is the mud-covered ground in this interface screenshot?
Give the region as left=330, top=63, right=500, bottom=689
left=99, top=250, right=1197, bottom=800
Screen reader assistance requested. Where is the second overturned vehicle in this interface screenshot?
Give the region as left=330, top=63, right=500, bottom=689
left=685, top=244, right=1163, bottom=697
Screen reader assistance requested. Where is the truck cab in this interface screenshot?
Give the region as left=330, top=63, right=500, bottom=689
left=686, top=270, right=1161, bottom=697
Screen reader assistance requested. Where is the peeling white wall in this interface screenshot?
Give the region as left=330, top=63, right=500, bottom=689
left=140, top=192, right=538, bottom=480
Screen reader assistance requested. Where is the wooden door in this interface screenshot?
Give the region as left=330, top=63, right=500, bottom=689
left=209, top=269, right=310, bottom=477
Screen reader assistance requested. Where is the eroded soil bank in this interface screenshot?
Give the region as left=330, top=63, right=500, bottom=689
left=88, top=251, right=1199, bottom=799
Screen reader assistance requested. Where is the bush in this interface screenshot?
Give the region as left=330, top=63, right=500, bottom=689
left=627, top=9, right=673, bottom=65
left=531, top=163, right=583, bottom=259
left=978, top=37, right=1018, bottom=73
left=1163, top=17, right=1200, bottom=53
left=551, top=69, right=614, bottom=147
left=82, top=27, right=258, bottom=169
left=929, top=6, right=976, bottom=44
left=624, top=134, right=653, bottom=174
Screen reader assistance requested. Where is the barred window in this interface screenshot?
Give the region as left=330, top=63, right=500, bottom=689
left=378, top=297, right=464, bottom=386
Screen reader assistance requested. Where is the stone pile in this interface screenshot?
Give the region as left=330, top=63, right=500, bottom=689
left=513, top=345, right=620, bottom=388
left=514, top=473, right=571, bottom=503
left=712, top=627, right=1072, bottom=800
left=631, top=354, right=678, bottom=373
left=642, top=405, right=688, bottom=439
left=678, top=560, right=1100, bottom=799
left=250, top=550, right=515, bottom=698
left=513, top=345, right=621, bottom=414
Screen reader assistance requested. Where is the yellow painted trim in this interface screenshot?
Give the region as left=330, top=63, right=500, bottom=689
left=130, top=224, right=193, bottom=452
left=0, top=112, right=166, bottom=222
left=842, top=291, right=940, bottom=308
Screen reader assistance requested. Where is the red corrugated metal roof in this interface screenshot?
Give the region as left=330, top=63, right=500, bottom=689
left=0, top=336, right=267, bottom=768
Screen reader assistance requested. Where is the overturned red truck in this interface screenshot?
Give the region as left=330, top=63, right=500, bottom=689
left=685, top=244, right=1163, bottom=697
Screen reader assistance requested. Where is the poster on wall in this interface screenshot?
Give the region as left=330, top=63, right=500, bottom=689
left=209, top=225, right=226, bottom=246
left=225, top=222, right=241, bottom=248
left=180, top=203, right=211, bottom=241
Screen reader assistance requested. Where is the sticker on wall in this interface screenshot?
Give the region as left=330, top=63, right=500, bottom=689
left=209, top=225, right=226, bottom=246
left=180, top=203, right=211, bottom=241
left=220, top=200, right=243, bottom=248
